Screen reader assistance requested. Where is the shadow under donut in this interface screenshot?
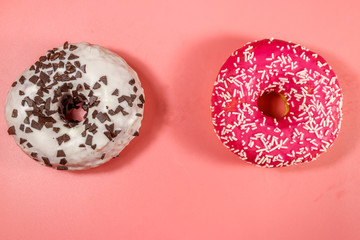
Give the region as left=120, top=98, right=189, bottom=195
left=72, top=49, right=167, bottom=174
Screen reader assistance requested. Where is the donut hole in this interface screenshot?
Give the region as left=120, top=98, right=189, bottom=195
left=60, top=95, right=88, bottom=124
left=65, top=102, right=87, bottom=122
left=257, top=91, right=289, bottom=118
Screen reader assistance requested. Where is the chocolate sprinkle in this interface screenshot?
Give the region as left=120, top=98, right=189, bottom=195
left=50, top=52, right=60, bottom=61
left=43, top=63, right=52, bottom=69
left=85, top=135, right=93, bottom=146
left=105, top=123, right=114, bottom=133
left=99, top=76, right=107, bottom=85
left=96, top=112, right=107, bottom=123
left=25, top=111, right=32, bottom=117
left=34, top=96, right=45, bottom=105
left=57, top=150, right=66, bottom=157
left=20, top=138, right=27, bottom=144
left=53, top=127, right=60, bottom=133
left=76, top=84, right=84, bottom=92
left=12, top=109, right=18, bottom=118
left=92, top=110, right=98, bottom=119
left=89, top=96, right=98, bottom=106
left=93, top=101, right=100, bottom=107
left=84, top=82, right=90, bottom=90
left=19, top=76, right=26, bottom=84
left=93, top=82, right=101, bottom=90
left=117, top=96, right=125, bottom=103
left=118, top=95, right=133, bottom=107
left=20, top=124, right=25, bottom=131
left=52, top=63, right=59, bottom=71
left=104, top=131, right=112, bottom=141
left=65, top=62, right=76, bottom=73
left=39, top=71, right=50, bottom=83
left=79, top=144, right=85, bottom=148
left=59, top=61, right=65, bottom=68
left=104, top=113, right=111, bottom=121
left=59, top=50, right=66, bottom=57
left=100, top=153, right=106, bottom=159
left=139, top=94, right=145, bottom=103
left=36, top=89, right=44, bottom=97
left=112, top=89, right=119, bottom=96
left=75, top=71, right=82, bottom=78
left=57, top=166, right=68, bottom=170
left=85, top=123, right=91, bottom=130
left=42, top=157, right=52, bottom=167
left=7, top=126, right=16, bottom=135
left=25, top=127, right=33, bottom=133
left=108, top=109, right=116, bottom=116
left=69, top=45, right=78, bottom=51
left=59, top=158, right=67, bottom=165
left=27, top=142, right=33, bottom=148
left=80, top=64, right=86, bottom=73
left=38, top=116, right=56, bottom=125
left=83, top=118, right=89, bottom=125
left=133, top=131, right=139, bottom=136
left=63, top=41, right=69, bottom=49
left=88, top=124, right=98, bottom=133
left=35, top=61, right=42, bottom=68
left=68, top=53, right=79, bottom=60
left=129, top=79, right=135, bottom=85
left=31, top=152, right=37, bottom=158
left=31, top=120, right=43, bottom=130
left=114, top=105, right=124, bottom=114
left=56, top=134, right=70, bottom=145
left=45, top=98, right=51, bottom=110
left=12, top=82, right=17, bottom=87
left=39, top=56, right=47, bottom=62
left=19, top=90, right=25, bottom=96
left=29, top=75, right=39, bottom=84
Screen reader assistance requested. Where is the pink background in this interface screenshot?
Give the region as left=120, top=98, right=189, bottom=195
left=1, top=0, right=360, bottom=239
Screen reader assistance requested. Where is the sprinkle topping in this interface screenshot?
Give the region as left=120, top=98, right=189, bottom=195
left=211, top=39, right=343, bottom=167
left=5, top=42, right=144, bottom=170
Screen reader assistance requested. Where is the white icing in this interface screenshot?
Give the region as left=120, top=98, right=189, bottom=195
left=5, top=42, right=144, bottom=170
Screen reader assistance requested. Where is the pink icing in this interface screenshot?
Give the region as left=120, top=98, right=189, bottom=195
left=211, top=39, right=343, bottom=167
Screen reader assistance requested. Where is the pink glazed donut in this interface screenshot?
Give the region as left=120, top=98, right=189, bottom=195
left=211, top=39, right=343, bottom=167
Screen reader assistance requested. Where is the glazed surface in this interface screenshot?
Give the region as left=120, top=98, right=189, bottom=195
left=211, top=39, right=342, bottom=167
left=5, top=42, right=144, bottom=170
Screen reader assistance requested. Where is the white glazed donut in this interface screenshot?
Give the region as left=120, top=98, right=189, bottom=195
left=5, top=42, right=145, bottom=170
